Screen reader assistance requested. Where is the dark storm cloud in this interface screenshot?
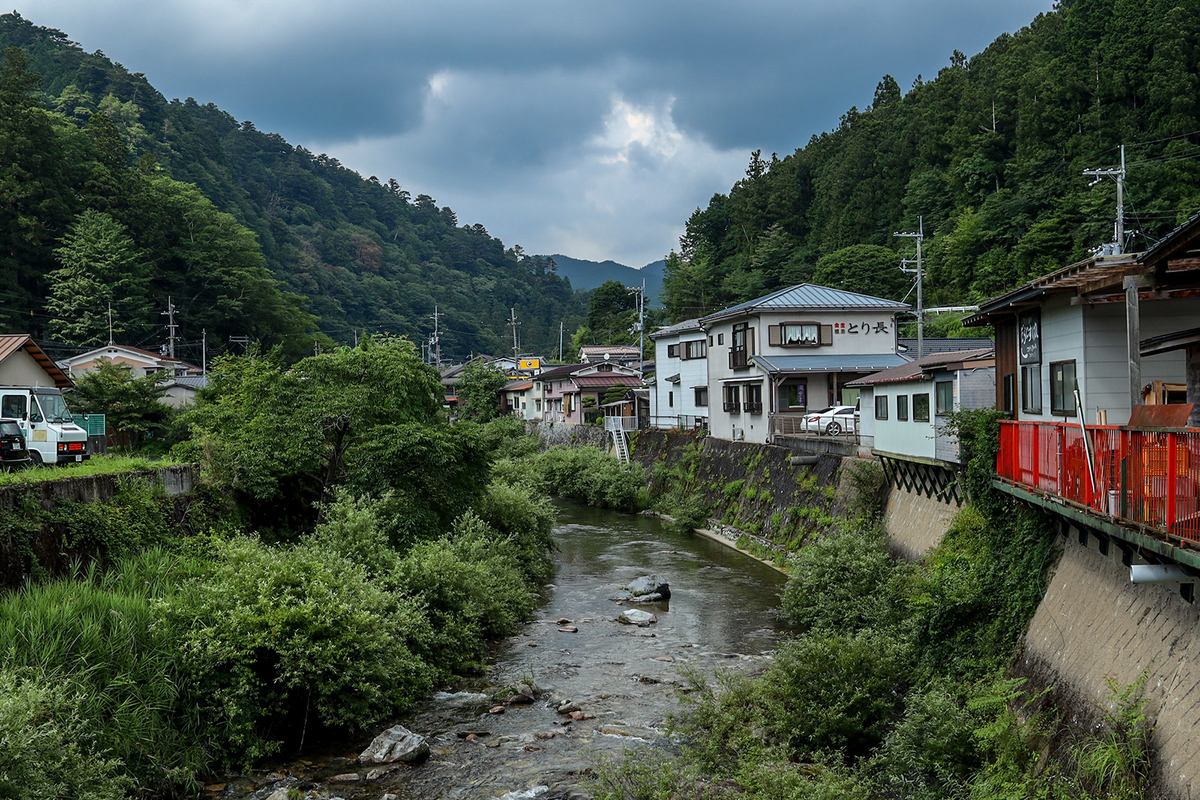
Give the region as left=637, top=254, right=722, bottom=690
left=22, top=0, right=1053, bottom=265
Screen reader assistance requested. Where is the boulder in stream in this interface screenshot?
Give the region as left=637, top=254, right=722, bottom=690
left=358, top=724, right=430, bottom=765
left=624, top=575, right=670, bottom=599
left=618, top=608, right=657, bottom=626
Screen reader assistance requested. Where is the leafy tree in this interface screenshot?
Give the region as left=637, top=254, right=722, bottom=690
left=455, top=361, right=508, bottom=423
left=179, top=336, right=442, bottom=522
left=812, top=244, right=910, bottom=301
left=47, top=209, right=151, bottom=345
left=69, top=360, right=166, bottom=449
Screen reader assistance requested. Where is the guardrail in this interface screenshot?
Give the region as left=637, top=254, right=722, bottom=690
left=649, top=415, right=709, bottom=432
left=770, top=412, right=859, bottom=441
left=997, top=420, right=1200, bottom=542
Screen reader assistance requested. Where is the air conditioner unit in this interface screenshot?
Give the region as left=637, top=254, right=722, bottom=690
left=731, top=426, right=745, bottom=441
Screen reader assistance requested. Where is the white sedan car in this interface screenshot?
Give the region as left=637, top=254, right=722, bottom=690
left=801, top=405, right=858, bottom=436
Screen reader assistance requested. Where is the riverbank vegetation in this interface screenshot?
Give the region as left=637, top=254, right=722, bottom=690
left=0, top=337, right=557, bottom=798
left=592, top=413, right=1155, bottom=799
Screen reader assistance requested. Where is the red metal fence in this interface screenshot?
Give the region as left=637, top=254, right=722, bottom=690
left=997, top=420, right=1200, bottom=543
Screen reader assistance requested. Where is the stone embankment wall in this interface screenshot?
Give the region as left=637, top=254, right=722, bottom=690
left=0, top=464, right=199, bottom=589
left=882, top=483, right=959, bottom=559
left=1017, top=532, right=1200, bottom=800
left=525, top=420, right=608, bottom=450
left=630, top=430, right=882, bottom=550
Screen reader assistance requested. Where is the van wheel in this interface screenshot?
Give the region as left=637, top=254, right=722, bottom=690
left=29, top=451, right=42, bottom=465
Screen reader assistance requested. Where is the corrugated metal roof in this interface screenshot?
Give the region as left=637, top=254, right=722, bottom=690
left=167, top=375, right=209, bottom=390
left=648, top=318, right=703, bottom=339
left=579, top=345, right=640, bottom=356
left=574, top=374, right=643, bottom=389
left=898, top=337, right=995, bottom=355
left=750, top=353, right=910, bottom=374
left=701, top=284, right=909, bottom=325
left=845, top=348, right=994, bottom=388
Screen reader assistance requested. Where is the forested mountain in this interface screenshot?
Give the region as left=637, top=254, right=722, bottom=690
left=544, top=255, right=665, bottom=307
left=663, top=0, right=1200, bottom=323
left=0, top=13, right=585, bottom=362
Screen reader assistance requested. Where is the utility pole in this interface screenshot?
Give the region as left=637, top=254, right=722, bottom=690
left=559, top=320, right=564, bottom=363
left=160, top=297, right=178, bottom=359
left=201, top=329, right=207, bottom=376
left=1084, top=144, right=1127, bottom=254
left=429, top=305, right=443, bottom=369
left=508, top=308, right=520, bottom=362
left=895, top=217, right=925, bottom=359
left=107, top=302, right=113, bottom=346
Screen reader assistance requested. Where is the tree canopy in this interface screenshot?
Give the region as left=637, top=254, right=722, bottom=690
left=661, top=0, right=1200, bottom=321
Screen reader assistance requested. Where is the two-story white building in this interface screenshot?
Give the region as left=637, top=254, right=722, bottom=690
left=648, top=318, right=710, bottom=430
left=699, top=284, right=910, bottom=444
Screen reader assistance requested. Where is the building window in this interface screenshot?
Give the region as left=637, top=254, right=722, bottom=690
left=730, top=322, right=751, bottom=368
left=744, top=383, right=763, bottom=414
left=667, top=344, right=679, bottom=358
left=694, top=387, right=708, bottom=407
left=668, top=391, right=674, bottom=408
left=897, top=395, right=909, bottom=421
left=535, top=399, right=541, bottom=411
left=935, top=381, right=954, bottom=415
left=785, top=383, right=806, bottom=409
left=708, top=335, right=713, bottom=346
left=1002, top=374, right=1015, bottom=414
left=875, top=394, right=888, bottom=420
left=782, top=323, right=818, bottom=345
left=723, top=384, right=740, bottom=413
left=682, top=339, right=707, bottom=360
left=717, top=333, right=724, bottom=345
left=1021, top=365, right=1042, bottom=413
left=913, top=393, right=930, bottom=422
left=1050, top=360, right=1077, bottom=417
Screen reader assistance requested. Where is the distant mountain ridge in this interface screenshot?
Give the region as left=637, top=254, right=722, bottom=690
left=547, top=255, right=665, bottom=307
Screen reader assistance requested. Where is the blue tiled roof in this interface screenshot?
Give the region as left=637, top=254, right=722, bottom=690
left=750, top=353, right=910, bottom=374
left=700, top=284, right=909, bottom=324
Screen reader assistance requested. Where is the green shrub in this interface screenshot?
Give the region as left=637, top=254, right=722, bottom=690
left=667, top=493, right=711, bottom=535
left=781, top=523, right=909, bottom=636
left=722, top=479, right=745, bottom=500
left=0, top=670, right=132, bottom=800
left=396, top=512, right=539, bottom=671
left=0, top=552, right=207, bottom=792
left=164, top=537, right=433, bottom=764
left=473, top=480, right=557, bottom=582
left=521, top=446, right=648, bottom=511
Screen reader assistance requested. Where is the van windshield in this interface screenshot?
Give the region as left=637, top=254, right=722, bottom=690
left=34, top=393, right=74, bottom=423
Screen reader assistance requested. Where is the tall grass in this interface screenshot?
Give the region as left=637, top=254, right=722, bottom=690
left=0, top=552, right=208, bottom=793
left=0, top=454, right=178, bottom=486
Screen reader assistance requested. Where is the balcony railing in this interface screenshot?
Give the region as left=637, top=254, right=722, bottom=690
left=770, top=412, right=859, bottom=441
left=604, top=415, right=639, bottom=432
left=729, top=348, right=749, bottom=369
left=743, top=401, right=763, bottom=415
left=997, top=420, right=1200, bottom=543
left=650, top=415, right=709, bottom=432
left=723, top=401, right=741, bottom=413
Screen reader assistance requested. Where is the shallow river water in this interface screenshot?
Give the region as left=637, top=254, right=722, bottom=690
left=222, top=502, right=789, bottom=800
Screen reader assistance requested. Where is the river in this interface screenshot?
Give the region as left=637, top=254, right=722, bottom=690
left=222, top=502, right=789, bottom=800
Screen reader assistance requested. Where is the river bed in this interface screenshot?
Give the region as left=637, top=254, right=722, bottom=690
left=221, top=502, right=789, bottom=800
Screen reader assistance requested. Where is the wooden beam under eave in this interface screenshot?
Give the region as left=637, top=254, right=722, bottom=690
left=1072, top=287, right=1200, bottom=305
left=1167, top=256, right=1200, bottom=272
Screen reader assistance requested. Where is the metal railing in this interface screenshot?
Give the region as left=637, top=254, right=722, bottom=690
left=770, top=412, right=859, bottom=441
left=997, top=420, right=1200, bottom=543
left=604, top=415, right=639, bottom=432
left=649, top=415, right=709, bottom=432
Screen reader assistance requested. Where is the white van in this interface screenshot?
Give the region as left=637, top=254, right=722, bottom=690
left=0, top=387, right=90, bottom=465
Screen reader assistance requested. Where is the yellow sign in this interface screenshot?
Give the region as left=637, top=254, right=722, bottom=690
left=518, top=359, right=540, bottom=370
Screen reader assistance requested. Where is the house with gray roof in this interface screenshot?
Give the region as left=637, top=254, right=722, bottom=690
left=648, top=318, right=709, bottom=431
left=698, top=284, right=910, bottom=444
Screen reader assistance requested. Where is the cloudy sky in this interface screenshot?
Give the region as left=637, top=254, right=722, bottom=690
left=22, top=0, right=1051, bottom=267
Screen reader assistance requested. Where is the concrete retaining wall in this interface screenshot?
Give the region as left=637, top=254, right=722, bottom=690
left=1016, top=531, right=1200, bottom=800
left=0, top=464, right=199, bottom=590
left=0, top=464, right=197, bottom=512
left=882, top=483, right=958, bottom=560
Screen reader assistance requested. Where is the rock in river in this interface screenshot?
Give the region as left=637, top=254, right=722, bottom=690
left=618, top=608, right=657, bottom=626
left=358, top=724, right=430, bottom=765
left=624, top=575, right=670, bottom=599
